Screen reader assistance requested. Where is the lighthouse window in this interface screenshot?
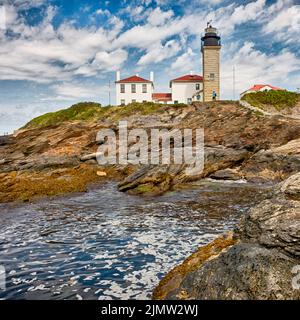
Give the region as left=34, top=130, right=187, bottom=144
left=196, top=83, right=200, bottom=90
left=210, top=73, right=215, bottom=80
left=197, top=95, right=201, bottom=100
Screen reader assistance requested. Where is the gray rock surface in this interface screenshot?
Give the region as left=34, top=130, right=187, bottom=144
left=160, top=173, right=300, bottom=300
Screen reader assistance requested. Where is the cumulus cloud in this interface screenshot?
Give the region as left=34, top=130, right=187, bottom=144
left=0, top=5, right=127, bottom=82
left=51, top=82, right=107, bottom=100
left=147, top=7, right=174, bottom=26
left=263, top=4, right=300, bottom=44
left=170, top=48, right=196, bottom=73
left=221, top=41, right=300, bottom=98
left=92, top=49, right=128, bottom=71
left=6, top=0, right=47, bottom=10
left=0, top=0, right=280, bottom=84
left=138, top=40, right=181, bottom=65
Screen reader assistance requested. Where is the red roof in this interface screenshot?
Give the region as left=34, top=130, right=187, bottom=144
left=171, top=74, right=203, bottom=82
left=152, top=93, right=172, bottom=101
left=248, top=84, right=284, bottom=91
left=116, top=75, right=152, bottom=83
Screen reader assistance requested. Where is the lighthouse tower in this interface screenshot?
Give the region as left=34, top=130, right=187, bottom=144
left=201, top=23, right=221, bottom=102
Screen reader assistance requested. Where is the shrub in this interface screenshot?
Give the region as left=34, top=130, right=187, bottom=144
left=242, top=90, right=299, bottom=111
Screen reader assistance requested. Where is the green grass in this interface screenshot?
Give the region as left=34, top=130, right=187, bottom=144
left=242, top=90, right=300, bottom=111
left=22, top=101, right=188, bottom=130
left=23, top=102, right=105, bottom=129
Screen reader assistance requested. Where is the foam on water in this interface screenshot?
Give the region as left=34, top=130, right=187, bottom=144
left=0, top=181, right=269, bottom=300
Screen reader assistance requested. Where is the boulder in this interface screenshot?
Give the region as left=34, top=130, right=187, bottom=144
left=154, top=172, right=300, bottom=300
left=281, top=172, right=300, bottom=200
left=210, top=168, right=242, bottom=181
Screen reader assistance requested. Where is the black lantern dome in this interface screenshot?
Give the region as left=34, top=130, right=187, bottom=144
left=201, top=23, right=221, bottom=48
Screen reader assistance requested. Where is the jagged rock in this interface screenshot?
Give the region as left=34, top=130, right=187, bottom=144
left=281, top=172, right=300, bottom=200
left=178, top=244, right=299, bottom=300
left=210, top=168, right=242, bottom=181
left=80, top=152, right=101, bottom=161
left=241, top=138, right=300, bottom=182
left=118, top=147, right=249, bottom=195
left=238, top=198, right=300, bottom=257
left=154, top=173, right=300, bottom=300
left=118, top=165, right=179, bottom=196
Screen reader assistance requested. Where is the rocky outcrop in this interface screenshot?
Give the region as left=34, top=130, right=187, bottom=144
left=241, top=138, right=300, bottom=183
left=152, top=233, right=236, bottom=300
left=118, top=146, right=249, bottom=195
left=154, top=173, right=300, bottom=300
left=209, top=168, right=242, bottom=181
left=1, top=101, right=300, bottom=202
left=281, top=172, right=300, bottom=200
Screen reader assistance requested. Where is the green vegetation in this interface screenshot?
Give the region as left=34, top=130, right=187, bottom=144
left=23, top=102, right=105, bottom=129
left=23, top=101, right=187, bottom=130
left=242, top=90, right=300, bottom=112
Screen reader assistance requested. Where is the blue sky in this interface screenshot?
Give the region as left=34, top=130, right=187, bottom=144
left=0, top=0, right=299, bottom=133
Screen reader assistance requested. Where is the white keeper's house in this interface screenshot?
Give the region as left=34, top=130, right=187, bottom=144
left=115, top=71, right=203, bottom=105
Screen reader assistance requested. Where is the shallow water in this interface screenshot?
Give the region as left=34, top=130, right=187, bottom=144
left=0, top=180, right=270, bottom=300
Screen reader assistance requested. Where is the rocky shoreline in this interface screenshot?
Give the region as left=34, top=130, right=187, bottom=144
left=153, top=173, right=300, bottom=300
left=1, top=101, right=300, bottom=203
left=0, top=101, right=299, bottom=300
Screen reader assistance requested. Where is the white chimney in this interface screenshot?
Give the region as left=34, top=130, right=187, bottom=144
left=116, top=70, right=120, bottom=81
left=150, top=71, right=154, bottom=82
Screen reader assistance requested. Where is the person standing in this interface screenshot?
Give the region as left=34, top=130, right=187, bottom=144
left=212, top=90, right=217, bottom=101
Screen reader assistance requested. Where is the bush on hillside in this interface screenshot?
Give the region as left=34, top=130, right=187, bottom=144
left=242, top=90, right=299, bottom=111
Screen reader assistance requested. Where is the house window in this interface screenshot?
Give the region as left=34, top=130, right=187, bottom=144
left=142, top=84, right=147, bottom=93
left=196, top=83, right=200, bottom=90
left=187, top=98, right=192, bottom=104
left=174, top=100, right=179, bottom=104
left=121, top=99, right=125, bottom=105
left=197, top=95, right=201, bottom=100
left=142, top=100, right=147, bottom=103
left=209, top=73, right=215, bottom=80
left=132, top=99, right=136, bottom=103
left=120, top=84, right=125, bottom=93
left=131, top=84, right=136, bottom=93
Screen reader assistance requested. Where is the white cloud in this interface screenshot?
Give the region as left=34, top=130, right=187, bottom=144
left=230, top=0, right=266, bottom=24
left=138, top=40, right=181, bottom=65
left=0, top=5, right=126, bottom=82
left=170, top=48, right=196, bottom=72
left=92, top=49, right=128, bottom=71
left=147, top=7, right=174, bottom=26
left=8, top=0, right=46, bottom=10
left=51, top=82, right=107, bottom=100
left=263, top=4, right=300, bottom=44
left=221, top=41, right=300, bottom=98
